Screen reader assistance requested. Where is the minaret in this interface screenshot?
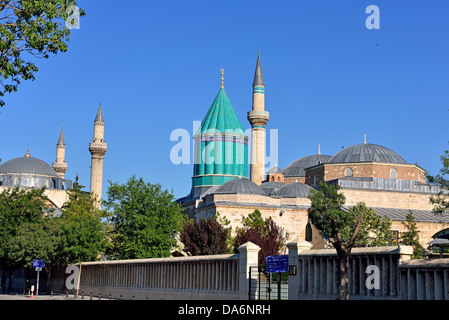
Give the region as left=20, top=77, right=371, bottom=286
left=52, top=127, right=68, bottom=178
left=89, top=103, right=107, bottom=206
left=248, top=51, right=269, bottom=185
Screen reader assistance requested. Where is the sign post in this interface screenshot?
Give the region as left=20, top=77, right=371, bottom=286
left=32, top=260, right=45, bottom=296
left=266, top=255, right=288, bottom=300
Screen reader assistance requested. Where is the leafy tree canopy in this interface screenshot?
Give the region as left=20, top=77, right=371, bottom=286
left=180, top=213, right=232, bottom=256
left=0, top=0, right=85, bottom=107
left=104, top=175, right=186, bottom=259
left=233, top=210, right=285, bottom=268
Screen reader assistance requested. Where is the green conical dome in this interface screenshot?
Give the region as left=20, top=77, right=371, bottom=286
left=198, top=88, right=245, bottom=135
left=192, top=87, right=248, bottom=191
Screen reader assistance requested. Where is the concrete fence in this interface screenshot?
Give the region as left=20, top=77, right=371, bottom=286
left=74, top=242, right=260, bottom=300
left=399, top=259, right=449, bottom=300
left=66, top=239, right=449, bottom=300
left=287, top=240, right=414, bottom=299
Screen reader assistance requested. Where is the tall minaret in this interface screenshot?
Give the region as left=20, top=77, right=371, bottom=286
left=52, top=127, right=68, bottom=179
left=248, top=51, right=269, bottom=185
left=89, top=103, right=107, bottom=206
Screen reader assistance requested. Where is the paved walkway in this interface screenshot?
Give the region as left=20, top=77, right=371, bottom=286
left=0, top=293, right=70, bottom=300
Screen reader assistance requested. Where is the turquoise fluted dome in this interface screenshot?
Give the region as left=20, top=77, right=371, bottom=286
left=192, top=88, right=248, bottom=189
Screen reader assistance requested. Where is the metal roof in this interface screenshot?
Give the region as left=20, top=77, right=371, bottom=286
left=329, top=143, right=407, bottom=164
left=275, top=182, right=313, bottom=198
left=253, top=51, right=264, bottom=87
left=215, top=177, right=265, bottom=195
left=0, top=156, right=59, bottom=177
left=283, top=154, right=332, bottom=177
left=342, top=205, right=449, bottom=223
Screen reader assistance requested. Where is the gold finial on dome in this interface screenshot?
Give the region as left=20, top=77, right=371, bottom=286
left=220, top=68, right=224, bottom=89
left=25, top=145, right=31, bottom=157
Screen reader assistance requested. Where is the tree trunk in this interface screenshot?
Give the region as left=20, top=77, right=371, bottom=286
left=337, top=254, right=350, bottom=300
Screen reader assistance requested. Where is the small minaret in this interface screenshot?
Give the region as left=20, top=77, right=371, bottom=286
left=248, top=50, right=269, bottom=185
left=52, top=127, right=68, bottom=179
left=89, top=103, right=107, bottom=206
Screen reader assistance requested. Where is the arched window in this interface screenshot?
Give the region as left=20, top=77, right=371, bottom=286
left=390, top=168, right=397, bottom=179
left=271, top=176, right=274, bottom=181
left=345, top=168, right=353, bottom=177
left=305, top=223, right=312, bottom=242
left=313, top=175, right=317, bottom=187
left=277, top=176, right=281, bottom=182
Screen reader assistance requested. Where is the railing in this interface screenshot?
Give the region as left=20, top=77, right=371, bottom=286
left=399, top=258, right=449, bottom=300
left=287, top=240, right=414, bottom=300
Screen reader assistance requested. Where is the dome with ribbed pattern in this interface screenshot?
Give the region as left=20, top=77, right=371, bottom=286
left=275, top=182, right=313, bottom=198
left=283, top=154, right=332, bottom=177
left=215, top=177, right=265, bottom=195
left=329, top=143, right=407, bottom=164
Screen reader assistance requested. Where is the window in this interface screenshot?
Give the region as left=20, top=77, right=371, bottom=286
left=390, top=230, right=399, bottom=246
left=390, top=168, right=397, bottom=179
left=305, top=223, right=312, bottom=242
left=313, top=175, right=317, bottom=187
left=345, top=168, right=353, bottom=177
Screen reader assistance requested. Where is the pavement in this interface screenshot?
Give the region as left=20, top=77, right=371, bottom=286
left=0, top=293, right=71, bottom=300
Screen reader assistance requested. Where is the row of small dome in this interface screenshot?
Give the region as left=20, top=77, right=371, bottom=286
left=276, top=142, right=407, bottom=178
left=214, top=177, right=312, bottom=198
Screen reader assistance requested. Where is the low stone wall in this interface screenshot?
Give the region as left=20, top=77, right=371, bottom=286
left=399, top=258, right=449, bottom=300
left=287, top=240, right=414, bottom=300
left=72, top=242, right=260, bottom=300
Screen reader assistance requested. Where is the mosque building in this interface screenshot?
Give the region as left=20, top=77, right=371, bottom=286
left=178, top=52, right=449, bottom=250
left=0, top=105, right=107, bottom=212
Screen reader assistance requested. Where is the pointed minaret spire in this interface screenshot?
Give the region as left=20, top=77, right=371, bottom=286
left=253, top=49, right=264, bottom=87
left=220, top=68, right=224, bottom=89
left=95, top=102, right=104, bottom=123
left=248, top=50, right=269, bottom=185
left=90, top=103, right=107, bottom=208
left=53, top=127, right=68, bottom=178
left=57, top=127, right=65, bottom=146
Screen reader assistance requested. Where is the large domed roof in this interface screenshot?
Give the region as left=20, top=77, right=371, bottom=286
left=283, top=154, right=332, bottom=177
left=275, top=182, right=313, bottom=198
left=329, top=143, right=407, bottom=164
left=0, top=156, right=59, bottom=177
left=215, top=177, right=265, bottom=195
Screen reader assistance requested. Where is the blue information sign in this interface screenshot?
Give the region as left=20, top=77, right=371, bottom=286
left=266, top=255, right=288, bottom=273
left=33, top=260, right=45, bottom=268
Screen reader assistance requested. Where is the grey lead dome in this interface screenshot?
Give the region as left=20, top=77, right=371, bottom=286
left=275, top=182, right=313, bottom=198
left=283, top=154, right=332, bottom=177
left=0, top=156, right=59, bottom=177
left=329, top=143, right=407, bottom=164
left=215, top=177, right=265, bottom=195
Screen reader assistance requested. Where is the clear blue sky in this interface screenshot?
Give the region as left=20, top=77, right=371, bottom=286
left=1, top=0, right=448, bottom=200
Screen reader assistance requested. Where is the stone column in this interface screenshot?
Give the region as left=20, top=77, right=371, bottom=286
left=237, top=241, right=260, bottom=300
left=287, top=239, right=312, bottom=300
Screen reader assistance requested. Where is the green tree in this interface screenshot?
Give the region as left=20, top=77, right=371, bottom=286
left=180, top=213, right=232, bottom=256
left=0, top=0, right=85, bottom=107
left=355, top=205, right=392, bottom=247
left=0, top=187, right=52, bottom=291
left=427, top=146, right=449, bottom=216
left=104, top=175, right=186, bottom=259
left=233, top=210, right=286, bottom=268
left=308, top=182, right=373, bottom=300
left=59, top=177, right=106, bottom=264
left=400, top=211, right=424, bottom=259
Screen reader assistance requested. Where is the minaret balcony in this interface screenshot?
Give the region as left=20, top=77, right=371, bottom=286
left=247, top=110, right=269, bottom=127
